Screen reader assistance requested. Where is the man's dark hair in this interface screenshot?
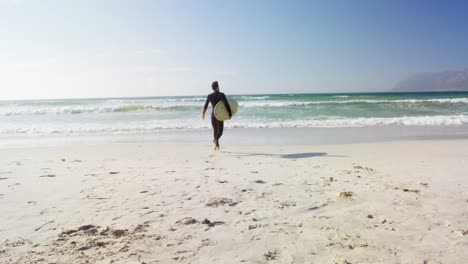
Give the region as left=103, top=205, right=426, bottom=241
left=211, top=81, right=219, bottom=90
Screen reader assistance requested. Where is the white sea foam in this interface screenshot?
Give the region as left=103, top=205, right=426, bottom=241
left=228, top=115, right=468, bottom=128
left=0, top=103, right=202, bottom=116
left=239, top=98, right=468, bottom=108
left=1, top=115, right=467, bottom=136
left=2, top=97, right=468, bottom=116
left=237, top=95, right=270, bottom=100
left=114, top=97, right=207, bottom=102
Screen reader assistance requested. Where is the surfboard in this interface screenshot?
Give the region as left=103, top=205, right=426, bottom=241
left=214, top=99, right=238, bottom=121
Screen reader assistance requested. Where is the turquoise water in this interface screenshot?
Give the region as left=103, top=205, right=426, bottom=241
left=1, top=92, right=468, bottom=137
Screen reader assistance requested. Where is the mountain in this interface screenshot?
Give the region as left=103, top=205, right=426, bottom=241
left=393, top=69, right=468, bottom=92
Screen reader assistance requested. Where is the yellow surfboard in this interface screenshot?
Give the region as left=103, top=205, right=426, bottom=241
left=214, top=99, right=238, bottom=121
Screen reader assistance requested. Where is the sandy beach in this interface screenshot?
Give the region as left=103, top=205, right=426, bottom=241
left=0, top=139, right=467, bottom=263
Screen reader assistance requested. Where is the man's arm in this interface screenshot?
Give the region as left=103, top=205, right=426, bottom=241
left=202, top=95, right=210, bottom=119
left=222, top=94, right=232, bottom=118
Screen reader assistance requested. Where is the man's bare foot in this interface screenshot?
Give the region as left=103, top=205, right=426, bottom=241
left=213, top=139, right=220, bottom=151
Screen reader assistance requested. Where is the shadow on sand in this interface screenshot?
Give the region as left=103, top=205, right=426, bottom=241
left=222, top=151, right=345, bottom=159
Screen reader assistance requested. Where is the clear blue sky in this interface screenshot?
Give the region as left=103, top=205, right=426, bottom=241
left=1, top=0, right=467, bottom=99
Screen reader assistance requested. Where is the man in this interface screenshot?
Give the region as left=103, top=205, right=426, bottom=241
left=202, top=81, right=232, bottom=151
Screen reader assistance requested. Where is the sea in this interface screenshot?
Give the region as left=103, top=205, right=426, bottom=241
left=1, top=91, right=468, bottom=145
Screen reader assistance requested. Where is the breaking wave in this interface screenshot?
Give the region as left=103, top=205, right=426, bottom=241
left=1, top=115, right=467, bottom=136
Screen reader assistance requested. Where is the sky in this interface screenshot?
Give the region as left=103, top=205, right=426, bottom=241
left=1, top=0, right=468, bottom=100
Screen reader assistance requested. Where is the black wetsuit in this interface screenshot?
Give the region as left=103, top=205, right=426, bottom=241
left=203, top=91, right=232, bottom=144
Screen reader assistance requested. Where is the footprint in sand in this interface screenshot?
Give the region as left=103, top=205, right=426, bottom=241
left=40, top=174, right=56, bottom=178
left=353, top=164, right=375, bottom=172
left=206, top=198, right=238, bottom=207
left=342, top=170, right=352, bottom=175
left=1, top=237, right=33, bottom=247
left=248, top=224, right=258, bottom=230
left=202, top=219, right=225, bottom=228
left=111, top=215, right=123, bottom=221
left=390, top=185, right=421, bottom=194
left=307, top=203, right=328, bottom=211
left=55, top=224, right=147, bottom=254
left=321, top=177, right=337, bottom=186
left=264, top=250, right=278, bottom=261
left=338, top=191, right=356, bottom=200
left=278, top=200, right=296, bottom=209
left=176, top=217, right=199, bottom=225
left=34, top=220, right=54, bottom=231
left=402, top=188, right=420, bottom=193
left=141, top=210, right=157, bottom=216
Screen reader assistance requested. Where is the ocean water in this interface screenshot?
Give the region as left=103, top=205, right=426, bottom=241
left=1, top=92, right=468, bottom=139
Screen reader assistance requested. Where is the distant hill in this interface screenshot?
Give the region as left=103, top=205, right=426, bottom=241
left=393, top=69, right=468, bottom=92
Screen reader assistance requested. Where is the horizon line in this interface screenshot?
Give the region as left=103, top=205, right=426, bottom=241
left=2, top=90, right=468, bottom=102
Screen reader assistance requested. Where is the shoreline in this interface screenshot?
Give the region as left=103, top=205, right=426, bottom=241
left=2, top=125, right=468, bottom=148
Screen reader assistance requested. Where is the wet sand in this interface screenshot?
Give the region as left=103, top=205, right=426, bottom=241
left=1, top=140, right=468, bottom=263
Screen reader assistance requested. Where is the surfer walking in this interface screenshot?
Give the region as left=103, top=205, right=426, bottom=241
left=202, top=81, right=232, bottom=151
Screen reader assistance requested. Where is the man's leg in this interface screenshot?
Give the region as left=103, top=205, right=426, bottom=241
left=215, top=120, right=224, bottom=148
left=211, top=116, right=218, bottom=137
left=211, top=116, right=219, bottom=148
left=217, top=121, right=224, bottom=140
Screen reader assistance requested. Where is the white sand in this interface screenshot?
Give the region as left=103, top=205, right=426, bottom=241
left=1, top=140, right=468, bottom=263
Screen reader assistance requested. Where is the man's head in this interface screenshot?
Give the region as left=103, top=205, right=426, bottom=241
left=211, top=81, right=219, bottom=91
